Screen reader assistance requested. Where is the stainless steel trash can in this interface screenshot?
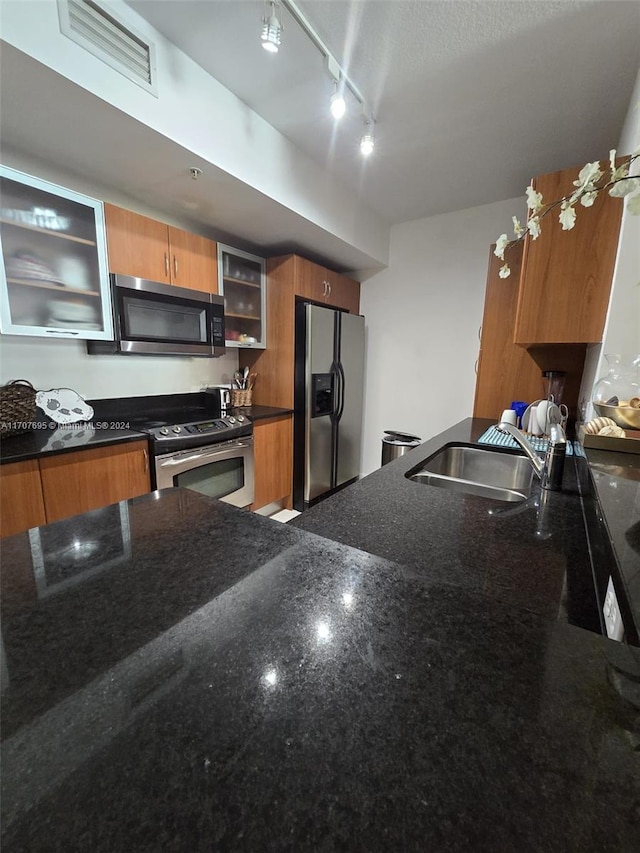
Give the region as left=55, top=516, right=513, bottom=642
left=381, top=430, right=422, bottom=466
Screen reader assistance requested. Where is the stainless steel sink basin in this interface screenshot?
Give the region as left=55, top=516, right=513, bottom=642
left=406, top=443, right=535, bottom=502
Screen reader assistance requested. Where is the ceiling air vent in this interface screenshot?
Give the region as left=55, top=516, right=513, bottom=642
left=57, top=0, right=157, bottom=96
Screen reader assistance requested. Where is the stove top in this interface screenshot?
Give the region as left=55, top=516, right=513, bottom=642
left=90, top=393, right=253, bottom=453
left=144, top=413, right=251, bottom=442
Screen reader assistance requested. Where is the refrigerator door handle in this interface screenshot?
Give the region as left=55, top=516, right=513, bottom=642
left=330, top=362, right=341, bottom=422
left=336, top=361, right=346, bottom=422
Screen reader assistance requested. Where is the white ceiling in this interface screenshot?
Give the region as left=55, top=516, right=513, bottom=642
left=1, top=1, right=639, bottom=272
left=125, top=0, right=640, bottom=224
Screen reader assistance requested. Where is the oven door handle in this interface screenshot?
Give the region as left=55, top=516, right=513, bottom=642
left=158, top=440, right=252, bottom=468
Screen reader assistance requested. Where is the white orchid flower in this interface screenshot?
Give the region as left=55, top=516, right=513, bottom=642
left=609, top=176, right=640, bottom=197
left=512, top=216, right=525, bottom=237
left=494, top=233, right=509, bottom=259
left=525, top=185, right=544, bottom=212
left=573, top=161, right=603, bottom=190
left=559, top=203, right=577, bottom=230
left=527, top=216, right=541, bottom=239
left=498, top=264, right=511, bottom=279
left=580, top=191, right=597, bottom=207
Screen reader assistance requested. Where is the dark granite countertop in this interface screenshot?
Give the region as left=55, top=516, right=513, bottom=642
left=0, top=396, right=291, bottom=464
left=582, top=446, right=640, bottom=632
left=2, top=486, right=639, bottom=851
left=292, top=418, right=640, bottom=642
left=0, top=424, right=147, bottom=465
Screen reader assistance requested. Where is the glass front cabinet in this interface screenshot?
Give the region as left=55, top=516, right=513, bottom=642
left=0, top=165, right=113, bottom=340
left=217, top=244, right=266, bottom=349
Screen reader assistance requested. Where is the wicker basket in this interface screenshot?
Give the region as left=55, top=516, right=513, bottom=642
left=231, top=389, right=253, bottom=408
left=0, top=379, right=37, bottom=436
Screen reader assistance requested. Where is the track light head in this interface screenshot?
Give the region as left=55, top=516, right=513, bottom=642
left=360, top=119, right=375, bottom=156
left=330, top=85, right=346, bottom=120
left=261, top=1, right=283, bottom=53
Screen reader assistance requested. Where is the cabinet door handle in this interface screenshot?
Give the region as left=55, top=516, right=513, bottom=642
left=478, top=325, right=482, bottom=341
left=322, top=281, right=327, bottom=296
left=164, top=253, right=169, bottom=277
left=328, top=282, right=332, bottom=297
left=143, top=448, right=149, bottom=473
left=173, top=255, right=178, bottom=279
left=474, top=359, right=479, bottom=375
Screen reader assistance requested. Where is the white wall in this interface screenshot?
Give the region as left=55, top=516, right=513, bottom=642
left=579, top=65, right=640, bottom=416
left=0, top=0, right=388, bottom=267
left=360, top=196, right=524, bottom=475
left=0, top=148, right=239, bottom=400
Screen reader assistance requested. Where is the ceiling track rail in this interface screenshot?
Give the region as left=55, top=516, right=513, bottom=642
left=280, top=0, right=372, bottom=119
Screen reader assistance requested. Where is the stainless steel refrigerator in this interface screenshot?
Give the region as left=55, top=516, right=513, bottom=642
left=293, top=302, right=365, bottom=510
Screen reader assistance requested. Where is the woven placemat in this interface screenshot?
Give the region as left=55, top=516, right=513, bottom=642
left=477, top=425, right=574, bottom=456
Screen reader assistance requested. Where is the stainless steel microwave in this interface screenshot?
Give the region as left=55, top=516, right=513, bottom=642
left=87, top=274, right=226, bottom=357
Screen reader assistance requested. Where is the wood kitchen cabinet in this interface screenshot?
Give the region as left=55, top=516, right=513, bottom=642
left=252, top=415, right=293, bottom=510
left=238, top=254, right=361, bottom=408
left=0, top=459, right=47, bottom=538
left=38, top=440, right=150, bottom=525
left=104, top=204, right=218, bottom=293
left=513, top=163, right=623, bottom=345
left=474, top=243, right=587, bottom=421
left=297, top=257, right=360, bottom=313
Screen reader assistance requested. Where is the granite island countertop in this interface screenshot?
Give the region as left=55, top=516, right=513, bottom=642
left=292, top=418, right=640, bottom=642
left=2, top=430, right=640, bottom=850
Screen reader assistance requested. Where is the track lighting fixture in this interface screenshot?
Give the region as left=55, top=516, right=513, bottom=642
left=329, top=82, right=346, bottom=120
left=360, top=119, right=375, bottom=156
left=261, top=1, right=377, bottom=152
left=261, top=0, right=283, bottom=53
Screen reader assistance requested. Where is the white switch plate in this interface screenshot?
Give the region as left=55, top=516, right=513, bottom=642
left=603, top=576, right=624, bottom=642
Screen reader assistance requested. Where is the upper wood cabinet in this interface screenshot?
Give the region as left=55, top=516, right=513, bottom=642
left=104, top=204, right=218, bottom=294
left=238, top=254, right=361, bottom=409
left=513, top=164, right=623, bottom=345
left=296, top=256, right=361, bottom=313
left=474, top=244, right=587, bottom=422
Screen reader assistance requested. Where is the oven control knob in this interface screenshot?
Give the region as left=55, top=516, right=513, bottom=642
left=236, top=415, right=245, bottom=423
left=172, top=426, right=181, bottom=433
left=227, top=417, right=236, bottom=424
left=159, top=427, right=169, bottom=436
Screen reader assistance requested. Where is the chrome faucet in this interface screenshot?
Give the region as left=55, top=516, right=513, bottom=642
left=497, top=420, right=567, bottom=491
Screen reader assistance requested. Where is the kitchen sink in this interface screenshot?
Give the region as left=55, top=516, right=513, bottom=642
left=406, top=443, right=535, bottom=502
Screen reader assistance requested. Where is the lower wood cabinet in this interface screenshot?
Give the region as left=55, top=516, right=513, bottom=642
left=0, top=459, right=46, bottom=538
left=39, top=441, right=151, bottom=524
left=0, top=440, right=151, bottom=537
left=252, top=415, right=293, bottom=511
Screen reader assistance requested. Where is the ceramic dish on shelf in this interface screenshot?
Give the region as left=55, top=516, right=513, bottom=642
left=522, top=400, right=562, bottom=436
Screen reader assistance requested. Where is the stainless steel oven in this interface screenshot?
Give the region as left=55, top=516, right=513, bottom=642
left=155, top=436, right=254, bottom=508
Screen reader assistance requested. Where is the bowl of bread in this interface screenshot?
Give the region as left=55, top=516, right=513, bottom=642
left=592, top=396, right=640, bottom=431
